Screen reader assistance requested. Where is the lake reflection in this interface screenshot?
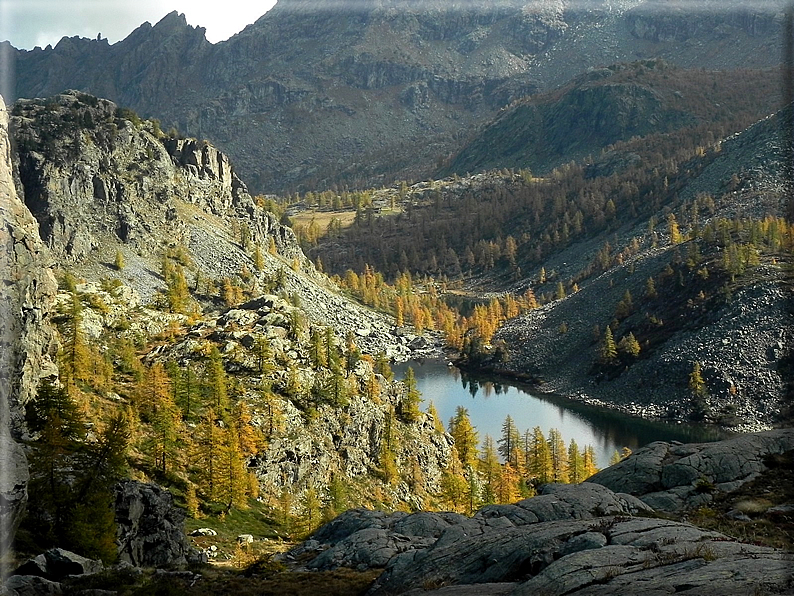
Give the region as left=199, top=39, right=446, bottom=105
left=393, top=359, right=729, bottom=469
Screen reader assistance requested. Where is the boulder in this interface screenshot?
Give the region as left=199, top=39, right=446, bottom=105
left=13, top=548, right=103, bottom=581
left=3, top=575, right=63, bottom=596
left=587, top=429, right=794, bottom=512
left=115, top=480, right=205, bottom=568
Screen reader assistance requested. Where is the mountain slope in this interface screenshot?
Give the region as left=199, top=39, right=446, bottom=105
left=481, top=104, right=793, bottom=430
left=9, top=91, right=455, bottom=531
left=3, top=0, right=786, bottom=192
left=440, top=60, right=782, bottom=177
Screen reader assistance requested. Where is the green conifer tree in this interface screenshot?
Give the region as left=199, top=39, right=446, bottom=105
left=548, top=428, right=569, bottom=483
left=449, top=406, right=479, bottom=469
left=600, top=326, right=618, bottom=364
left=568, top=439, right=585, bottom=483
left=398, top=367, right=422, bottom=423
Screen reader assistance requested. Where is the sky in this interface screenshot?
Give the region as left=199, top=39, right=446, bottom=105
left=0, top=0, right=278, bottom=50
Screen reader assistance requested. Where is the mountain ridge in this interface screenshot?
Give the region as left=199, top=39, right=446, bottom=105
left=3, top=0, right=785, bottom=192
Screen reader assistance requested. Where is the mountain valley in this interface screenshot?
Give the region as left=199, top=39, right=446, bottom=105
left=1, top=1, right=793, bottom=594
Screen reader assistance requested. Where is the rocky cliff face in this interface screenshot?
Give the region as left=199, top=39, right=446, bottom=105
left=441, top=60, right=783, bottom=178
left=10, top=91, right=440, bottom=358
left=11, top=91, right=296, bottom=267
left=3, top=0, right=785, bottom=192
left=0, top=93, right=58, bottom=558
left=625, top=0, right=782, bottom=42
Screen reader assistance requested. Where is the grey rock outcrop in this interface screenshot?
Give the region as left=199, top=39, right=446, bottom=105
left=283, top=478, right=794, bottom=595
left=0, top=93, right=58, bottom=559
left=115, top=480, right=204, bottom=568
left=3, top=574, right=64, bottom=595
left=626, top=0, right=782, bottom=43
left=587, top=428, right=794, bottom=512
left=11, top=92, right=297, bottom=268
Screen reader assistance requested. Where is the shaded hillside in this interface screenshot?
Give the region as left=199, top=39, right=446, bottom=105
left=440, top=60, right=783, bottom=177
left=3, top=0, right=786, bottom=192
left=310, top=63, right=782, bottom=282
left=476, top=104, right=793, bottom=430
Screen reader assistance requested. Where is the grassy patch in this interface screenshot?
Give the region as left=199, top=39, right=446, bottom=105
left=687, top=450, right=794, bottom=550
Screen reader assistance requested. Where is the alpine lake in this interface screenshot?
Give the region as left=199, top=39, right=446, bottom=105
left=393, top=359, right=730, bottom=469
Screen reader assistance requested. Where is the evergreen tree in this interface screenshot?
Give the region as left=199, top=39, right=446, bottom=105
left=498, top=415, right=522, bottom=470
left=617, top=332, right=641, bottom=358
left=689, top=361, right=708, bottom=399
left=27, top=394, right=128, bottom=563
left=194, top=409, right=221, bottom=501
left=528, top=426, right=553, bottom=484
left=496, top=462, right=521, bottom=504
left=668, top=213, right=683, bottom=244
left=147, top=377, right=181, bottom=475
left=253, top=245, right=265, bottom=271
left=583, top=446, right=599, bottom=478
left=555, top=281, right=566, bottom=300
left=26, top=379, right=83, bottom=439
left=253, top=336, right=274, bottom=374
left=66, top=411, right=129, bottom=562
left=374, top=353, right=394, bottom=381
left=547, top=428, right=569, bottom=483
left=426, top=401, right=445, bottom=433
left=599, top=326, right=618, bottom=364
left=59, top=291, right=89, bottom=393
left=114, top=250, right=125, bottom=271
left=206, top=346, right=229, bottom=414
left=398, top=367, right=422, bottom=423
left=231, top=400, right=262, bottom=458
left=478, top=435, right=502, bottom=505
left=323, top=475, right=349, bottom=522
left=644, top=277, right=657, bottom=299
left=164, top=262, right=191, bottom=313
left=325, top=326, right=341, bottom=371
left=299, top=488, right=323, bottom=537
left=219, top=426, right=249, bottom=509
left=379, top=407, right=399, bottom=484
left=439, top=448, right=468, bottom=512
left=449, top=406, right=479, bottom=469
left=309, top=328, right=327, bottom=368
left=258, top=380, right=283, bottom=438
left=568, top=439, right=585, bottom=483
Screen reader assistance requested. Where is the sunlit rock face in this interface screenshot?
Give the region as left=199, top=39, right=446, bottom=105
left=0, top=93, right=58, bottom=557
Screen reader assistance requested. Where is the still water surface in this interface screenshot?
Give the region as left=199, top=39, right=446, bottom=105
left=393, top=359, right=729, bottom=469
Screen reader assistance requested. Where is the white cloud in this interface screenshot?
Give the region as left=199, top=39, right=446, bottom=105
left=172, top=1, right=276, bottom=43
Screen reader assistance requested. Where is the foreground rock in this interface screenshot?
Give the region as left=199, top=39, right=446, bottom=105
left=587, top=428, right=794, bottom=512
left=13, top=548, right=103, bottom=581
left=280, top=433, right=794, bottom=595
